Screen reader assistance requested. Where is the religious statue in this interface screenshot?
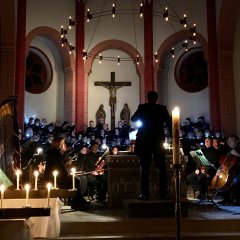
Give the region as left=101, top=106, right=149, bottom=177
left=95, top=104, right=106, bottom=126
left=120, top=103, right=130, bottom=125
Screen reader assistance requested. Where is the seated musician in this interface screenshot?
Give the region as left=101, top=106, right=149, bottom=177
left=218, top=135, right=240, bottom=205
left=187, top=137, right=220, bottom=200
left=44, top=136, right=89, bottom=210
left=85, top=142, right=108, bottom=203
left=72, top=146, right=89, bottom=198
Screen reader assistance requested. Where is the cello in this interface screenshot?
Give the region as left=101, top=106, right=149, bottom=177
left=211, top=143, right=240, bottom=191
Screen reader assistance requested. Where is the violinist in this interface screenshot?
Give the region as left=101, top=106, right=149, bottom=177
left=187, top=137, right=220, bottom=200
left=44, top=136, right=90, bottom=210
left=218, top=135, right=240, bottom=205
left=85, top=142, right=108, bottom=203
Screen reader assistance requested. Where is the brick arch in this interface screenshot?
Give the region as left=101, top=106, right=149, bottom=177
left=26, top=26, right=74, bottom=68
left=85, top=39, right=144, bottom=75
left=26, top=26, right=76, bottom=123
left=155, top=30, right=208, bottom=70
left=154, top=30, right=208, bottom=103
left=84, top=39, right=145, bottom=113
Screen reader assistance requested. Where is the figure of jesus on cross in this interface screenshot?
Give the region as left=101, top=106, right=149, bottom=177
left=94, top=72, right=131, bottom=129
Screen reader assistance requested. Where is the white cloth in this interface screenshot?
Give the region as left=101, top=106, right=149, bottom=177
left=3, top=198, right=63, bottom=238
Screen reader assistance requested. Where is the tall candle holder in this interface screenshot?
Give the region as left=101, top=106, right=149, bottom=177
left=24, top=184, right=31, bottom=208
left=0, top=184, right=5, bottom=208
left=172, top=106, right=181, bottom=240
left=34, top=170, right=39, bottom=190
left=53, top=170, right=58, bottom=189
left=15, top=169, right=21, bottom=190
left=47, top=183, right=52, bottom=208
left=71, top=167, right=76, bottom=191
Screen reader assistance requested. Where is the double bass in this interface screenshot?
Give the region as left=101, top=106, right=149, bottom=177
left=211, top=144, right=240, bottom=190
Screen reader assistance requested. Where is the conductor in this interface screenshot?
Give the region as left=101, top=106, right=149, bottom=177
left=131, top=91, right=171, bottom=200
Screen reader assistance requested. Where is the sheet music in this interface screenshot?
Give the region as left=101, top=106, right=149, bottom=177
left=190, top=149, right=211, bottom=167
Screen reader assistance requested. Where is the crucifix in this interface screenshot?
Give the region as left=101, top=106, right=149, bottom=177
left=94, top=72, right=131, bottom=130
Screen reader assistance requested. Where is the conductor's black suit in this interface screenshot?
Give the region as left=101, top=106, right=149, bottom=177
left=131, top=91, right=171, bottom=200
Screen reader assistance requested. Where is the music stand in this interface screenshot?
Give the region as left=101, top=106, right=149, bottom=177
left=189, top=150, right=220, bottom=209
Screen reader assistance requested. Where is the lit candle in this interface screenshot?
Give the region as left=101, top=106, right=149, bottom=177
left=0, top=184, right=5, bottom=208
left=172, top=107, right=181, bottom=165
left=47, top=183, right=52, bottom=208
left=16, top=169, right=21, bottom=190
left=34, top=170, right=39, bottom=190
left=53, top=170, right=58, bottom=189
left=71, top=167, right=76, bottom=190
left=24, top=184, right=30, bottom=207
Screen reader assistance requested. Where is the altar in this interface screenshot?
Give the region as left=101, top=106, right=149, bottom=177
left=0, top=198, right=62, bottom=239
left=106, top=153, right=187, bottom=208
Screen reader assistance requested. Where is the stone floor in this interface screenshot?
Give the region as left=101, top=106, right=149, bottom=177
left=52, top=195, right=240, bottom=240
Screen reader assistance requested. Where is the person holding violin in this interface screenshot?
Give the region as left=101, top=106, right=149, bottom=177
left=216, top=135, right=240, bottom=205
left=85, top=142, right=108, bottom=203
left=44, top=136, right=90, bottom=210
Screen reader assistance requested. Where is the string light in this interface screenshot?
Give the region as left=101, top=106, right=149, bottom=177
left=154, top=52, right=158, bottom=62
left=180, top=14, right=187, bottom=28
left=60, top=3, right=197, bottom=63
left=117, top=56, right=120, bottom=65
left=68, top=16, right=76, bottom=29
left=136, top=55, right=140, bottom=65
left=163, top=7, right=168, bottom=21
left=99, top=54, right=102, bottom=64
left=170, top=47, right=175, bottom=58
left=182, top=40, right=188, bottom=51
left=83, top=49, right=87, bottom=60
left=87, top=9, right=92, bottom=22
left=112, top=3, right=115, bottom=18
left=139, top=3, right=143, bottom=17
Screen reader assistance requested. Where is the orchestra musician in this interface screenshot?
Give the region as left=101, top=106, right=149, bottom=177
left=217, top=135, right=240, bottom=205
left=187, top=137, right=220, bottom=200
left=44, top=136, right=90, bottom=210
left=85, top=142, right=108, bottom=203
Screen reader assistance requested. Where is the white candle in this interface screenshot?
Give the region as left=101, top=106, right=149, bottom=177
left=0, top=184, right=5, bottom=208
left=53, top=170, right=58, bottom=189
left=16, top=169, right=21, bottom=190
left=24, top=184, right=30, bottom=206
left=71, top=167, right=76, bottom=190
left=172, top=107, right=181, bottom=165
left=47, top=183, right=52, bottom=208
left=34, top=170, right=39, bottom=190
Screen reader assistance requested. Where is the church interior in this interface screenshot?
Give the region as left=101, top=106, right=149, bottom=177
left=1, top=0, right=240, bottom=239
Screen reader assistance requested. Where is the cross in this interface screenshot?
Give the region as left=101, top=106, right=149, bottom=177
left=94, top=72, right=131, bottom=129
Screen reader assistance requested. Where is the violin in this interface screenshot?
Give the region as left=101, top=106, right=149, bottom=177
left=93, top=148, right=109, bottom=176
left=210, top=144, right=240, bottom=190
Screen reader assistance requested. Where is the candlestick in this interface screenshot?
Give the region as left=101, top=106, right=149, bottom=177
left=71, top=167, right=76, bottom=190
left=47, top=183, right=52, bottom=208
left=172, top=107, right=181, bottom=165
left=53, top=170, right=58, bottom=189
left=15, top=169, right=21, bottom=190
left=24, top=184, right=31, bottom=207
left=34, top=170, right=39, bottom=190
left=0, top=184, right=5, bottom=208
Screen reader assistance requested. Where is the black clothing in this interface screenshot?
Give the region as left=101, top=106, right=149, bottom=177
left=131, top=102, right=171, bottom=199
left=44, top=148, right=88, bottom=210
left=86, top=151, right=107, bottom=201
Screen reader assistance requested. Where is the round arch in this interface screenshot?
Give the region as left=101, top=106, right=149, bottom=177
left=26, top=26, right=76, bottom=123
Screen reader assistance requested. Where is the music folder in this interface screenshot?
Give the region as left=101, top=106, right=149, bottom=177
left=190, top=149, right=211, bottom=168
